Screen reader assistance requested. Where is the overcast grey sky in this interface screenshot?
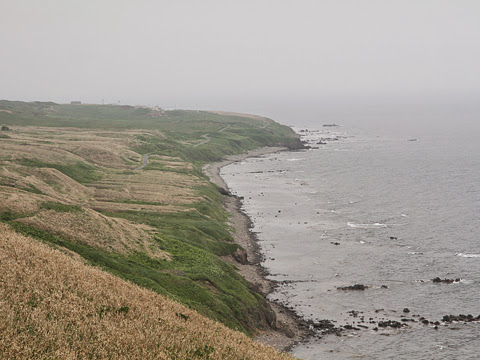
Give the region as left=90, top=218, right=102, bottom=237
left=1, top=0, right=479, bottom=110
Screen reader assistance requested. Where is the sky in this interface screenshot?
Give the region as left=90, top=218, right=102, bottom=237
left=1, top=0, right=479, bottom=114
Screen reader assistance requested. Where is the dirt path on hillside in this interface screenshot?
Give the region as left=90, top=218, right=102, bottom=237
left=133, top=154, right=149, bottom=170
left=193, top=125, right=231, bottom=147
left=193, top=134, right=211, bottom=147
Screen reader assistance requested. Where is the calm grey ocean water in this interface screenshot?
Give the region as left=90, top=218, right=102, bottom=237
left=221, top=104, right=480, bottom=359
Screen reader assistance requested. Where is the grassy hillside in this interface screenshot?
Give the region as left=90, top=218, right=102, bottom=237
left=0, top=223, right=296, bottom=359
left=0, top=101, right=303, bottom=162
left=0, top=100, right=303, bottom=341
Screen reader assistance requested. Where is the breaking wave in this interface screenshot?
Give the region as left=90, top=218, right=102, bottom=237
left=456, top=253, right=480, bottom=258
left=347, top=222, right=388, bottom=229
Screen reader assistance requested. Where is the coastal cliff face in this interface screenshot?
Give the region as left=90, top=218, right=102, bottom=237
left=0, top=101, right=302, bottom=343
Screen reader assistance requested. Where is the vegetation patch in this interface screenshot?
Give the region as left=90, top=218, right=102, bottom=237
left=40, top=201, right=83, bottom=213
left=20, top=183, right=43, bottom=194
left=19, top=158, right=102, bottom=184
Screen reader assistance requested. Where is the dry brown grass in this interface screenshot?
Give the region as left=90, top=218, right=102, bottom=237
left=27, top=167, right=94, bottom=202
left=93, top=170, right=201, bottom=204
left=0, top=223, right=297, bottom=360
left=0, top=126, right=206, bottom=256
left=148, top=154, right=194, bottom=171
left=0, top=139, right=85, bottom=165
left=63, top=143, right=137, bottom=169
left=0, top=187, right=43, bottom=214
left=0, top=127, right=141, bottom=169
left=18, top=209, right=168, bottom=259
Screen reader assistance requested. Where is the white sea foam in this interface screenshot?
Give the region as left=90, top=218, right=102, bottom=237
left=287, top=158, right=302, bottom=161
left=456, top=253, right=480, bottom=258
left=347, top=222, right=388, bottom=229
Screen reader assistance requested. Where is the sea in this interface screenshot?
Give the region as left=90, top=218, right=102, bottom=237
left=220, top=101, right=480, bottom=359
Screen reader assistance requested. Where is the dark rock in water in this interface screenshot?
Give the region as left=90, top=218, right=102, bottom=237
left=313, top=320, right=335, bottom=329
left=442, top=314, right=480, bottom=323
left=330, top=242, right=341, bottom=246
left=378, top=320, right=404, bottom=328
left=217, top=187, right=232, bottom=196
left=422, top=319, right=430, bottom=325
left=381, top=285, right=389, bottom=289
left=343, top=324, right=360, bottom=330
left=338, top=284, right=368, bottom=291
left=403, top=308, right=410, bottom=313
left=347, top=310, right=361, bottom=317
left=306, top=319, right=341, bottom=335
left=390, top=236, right=398, bottom=240
left=432, top=277, right=461, bottom=284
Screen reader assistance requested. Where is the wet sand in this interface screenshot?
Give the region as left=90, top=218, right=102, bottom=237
left=203, top=147, right=312, bottom=352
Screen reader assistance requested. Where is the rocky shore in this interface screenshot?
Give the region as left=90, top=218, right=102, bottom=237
left=203, top=147, right=313, bottom=351
left=204, top=143, right=480, bottom=356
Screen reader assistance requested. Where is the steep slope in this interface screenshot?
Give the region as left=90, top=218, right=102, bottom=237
left=0, top=223, right=296, bottom=359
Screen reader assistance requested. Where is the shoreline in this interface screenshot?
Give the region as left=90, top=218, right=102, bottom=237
left=203, top=146, right=313, bottom=352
